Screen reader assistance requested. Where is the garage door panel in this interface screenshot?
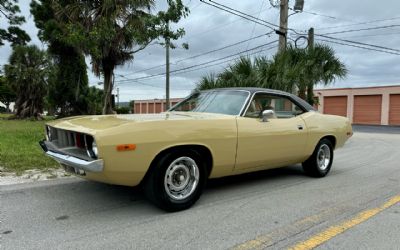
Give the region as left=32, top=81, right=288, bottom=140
left=353, top=95, right=382, bottom=125
left=134, top=103, right=141, bottom=114
left=323, top=96, right=347, bottom=117
left=389, top=94, right=400, bottom=125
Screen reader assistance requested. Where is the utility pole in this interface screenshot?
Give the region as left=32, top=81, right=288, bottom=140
left=116, top=87, right=119, bottom=108
left=308, top=27, right=314, bottom=49
left=165, top=21, right=170, bottom=111
left=307, top=27, right=315, bottom=104
left=278, top=0, right=289, bottom=52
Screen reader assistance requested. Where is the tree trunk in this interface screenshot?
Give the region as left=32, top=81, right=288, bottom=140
left=102, top=65, right=114, bottom=115
left=298, top=85, right=306, bottom=100
left=13, top=92, right=43, bottom=120
left=306, top=83, right=315, bottom=105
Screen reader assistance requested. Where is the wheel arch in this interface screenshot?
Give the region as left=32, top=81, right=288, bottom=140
left=140, top=144, right=214, bottom=186
left=320, top=135, right=337, bottom=149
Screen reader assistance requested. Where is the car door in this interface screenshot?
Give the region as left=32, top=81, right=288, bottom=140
left=235, top=93, right=308, bottom=170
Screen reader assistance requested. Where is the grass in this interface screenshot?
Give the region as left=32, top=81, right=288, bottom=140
left=0, top=114, right=59, bottom=174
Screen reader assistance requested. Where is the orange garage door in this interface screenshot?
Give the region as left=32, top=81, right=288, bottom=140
left=323, top=96, right=347, bottom=117
left=389, top=94, right=400, bottom=125
left=353, top=95, right=382, bottom=125
left=134, top=103, right=141, bottom=114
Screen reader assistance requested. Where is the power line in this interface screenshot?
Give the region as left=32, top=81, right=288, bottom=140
left=246, top=0, right=268, bottom=50
left=289, top=8, right=340, bottom=20
left=184, top=5, right=275, bottom=40
left=207, top=0, right=279, bottom=29
left=175, top=32, right=273, bottom=63
left=117, top=41, right=276, bottom=82
left=169, top=44, right=278, bottom=76
left=117, top=45, right=278, bottom=89
left=199, top=0, right=276, bottom=31
left=315, top=16, right=400, bottom=30
left=316, top=34, right=400, bottom=53
left=199, top=1, right=304, bottom=35
left=116, top=40, right=278, bottom=83
left=316, top=39, right=400, bottom=56
left=118, top=32, right=274, bottom=78
left=116, top=74, right=192, bottom=90
left=118, top=1, right=283, bottom=79
left=321, top=24, right=400, bottom=35
left=338, top=31, right=400, bottom=39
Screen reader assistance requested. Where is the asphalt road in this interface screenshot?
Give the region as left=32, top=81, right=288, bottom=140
left=1, top=127, right=400, bottom=250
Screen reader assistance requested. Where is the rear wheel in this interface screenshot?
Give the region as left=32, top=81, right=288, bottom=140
left=302, top=138, right=334, bottom=177
left=144, top=149, right=207, bottom=212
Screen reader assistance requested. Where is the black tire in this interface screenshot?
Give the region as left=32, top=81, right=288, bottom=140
left=302, top=138, right=334, bottom=178
left=144, top=149, right=207, bottom=212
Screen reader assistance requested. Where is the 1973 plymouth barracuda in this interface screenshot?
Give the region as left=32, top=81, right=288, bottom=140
left=40, top=88, right=352, bottom=211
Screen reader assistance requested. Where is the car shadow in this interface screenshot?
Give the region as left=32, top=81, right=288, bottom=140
left=84, top=164, right=306, bottom=201
left=206, top=164, right=305, bottom=190
left=14, top=165, right=307, bottom=217
left=73, top=164, right=307, bottom=211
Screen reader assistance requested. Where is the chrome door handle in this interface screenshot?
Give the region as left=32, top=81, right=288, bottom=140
left=297, top=125, right=303, bottom=130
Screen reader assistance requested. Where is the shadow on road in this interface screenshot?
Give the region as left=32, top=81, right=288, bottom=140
left=1, top=165, right=308, bottom=217
left=206, top=165, right=305, bottom=190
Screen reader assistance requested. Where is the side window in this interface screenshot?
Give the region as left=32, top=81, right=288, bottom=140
left=244, top=93, right=305, bottom=118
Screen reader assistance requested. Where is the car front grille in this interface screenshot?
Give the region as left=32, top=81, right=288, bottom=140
left=46, top=126, right=96, bottom=160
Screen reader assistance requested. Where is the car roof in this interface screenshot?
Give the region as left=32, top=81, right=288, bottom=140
left=199, top=87, right=315, bottom=112
left=200, top=87, right=291, bottom=96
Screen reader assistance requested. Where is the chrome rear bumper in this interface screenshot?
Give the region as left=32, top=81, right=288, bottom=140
left=39, top=140, right=103, bottom=173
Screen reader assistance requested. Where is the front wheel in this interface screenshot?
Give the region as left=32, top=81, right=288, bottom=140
left=144, top=150, right=207, bottom=212
left=302, top=139, right=334, bottom=177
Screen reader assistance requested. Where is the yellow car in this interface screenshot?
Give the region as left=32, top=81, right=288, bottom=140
left=39, top=88, right=352, bottom=211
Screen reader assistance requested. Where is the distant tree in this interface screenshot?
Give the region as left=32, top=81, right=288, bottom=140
left=0, top=0, right=30, bottom=46
left=0, top=75, right=16, bottom=112
left=129, top=100, right=135, bottom=112
left=115, top=106, right=130, bottom=114
left=4, top=45, right=50, bottom=119
left=31, top=0, right=90, bottom=117
left=56, top=0, right=189, bottom=114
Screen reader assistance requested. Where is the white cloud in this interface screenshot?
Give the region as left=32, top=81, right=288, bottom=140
left=1, top=0, right=399, bottom=101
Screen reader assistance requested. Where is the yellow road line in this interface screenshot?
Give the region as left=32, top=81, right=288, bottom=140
left=289, top=195, right=400, bottom=250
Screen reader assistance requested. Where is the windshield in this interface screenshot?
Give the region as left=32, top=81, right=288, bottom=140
left=170, top=90, right=250, bottom=115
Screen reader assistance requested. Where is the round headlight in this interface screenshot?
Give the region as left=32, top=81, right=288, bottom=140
left=92, top=141, right=98, bottom=157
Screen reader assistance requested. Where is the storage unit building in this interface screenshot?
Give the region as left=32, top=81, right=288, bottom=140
left=315, top=85, right=400, bottom=126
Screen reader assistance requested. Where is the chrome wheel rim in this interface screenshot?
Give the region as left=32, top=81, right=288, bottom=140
left=164, top=157, right=199, bottom=201
left=317, top=144, right=331, bottom=171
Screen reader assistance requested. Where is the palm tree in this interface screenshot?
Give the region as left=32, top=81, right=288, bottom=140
left=197, top=74, right=218, bottom=91
left=57, top=0, right=188, bottom=114
left=196, top=57, right=259, bottom=91
left=303, top=44, right=347, bottom=104
left=195, top=44, right=347, bottom=105
left=4, top=45, right=49, bottom=119
left=196, top=56, right=297, bottom=92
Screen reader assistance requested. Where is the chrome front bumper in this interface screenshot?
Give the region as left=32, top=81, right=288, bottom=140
left=39, top=140, right=103, bottom=173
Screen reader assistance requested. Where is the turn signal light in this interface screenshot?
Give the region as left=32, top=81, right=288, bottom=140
left=116, top=144, right=136, bottom=151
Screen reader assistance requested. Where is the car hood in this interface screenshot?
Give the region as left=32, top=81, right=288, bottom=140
left=47, top=112, right=234, bottom=134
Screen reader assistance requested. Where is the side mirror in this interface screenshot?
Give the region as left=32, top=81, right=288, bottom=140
left=261, top=110, right=275, bottom=122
